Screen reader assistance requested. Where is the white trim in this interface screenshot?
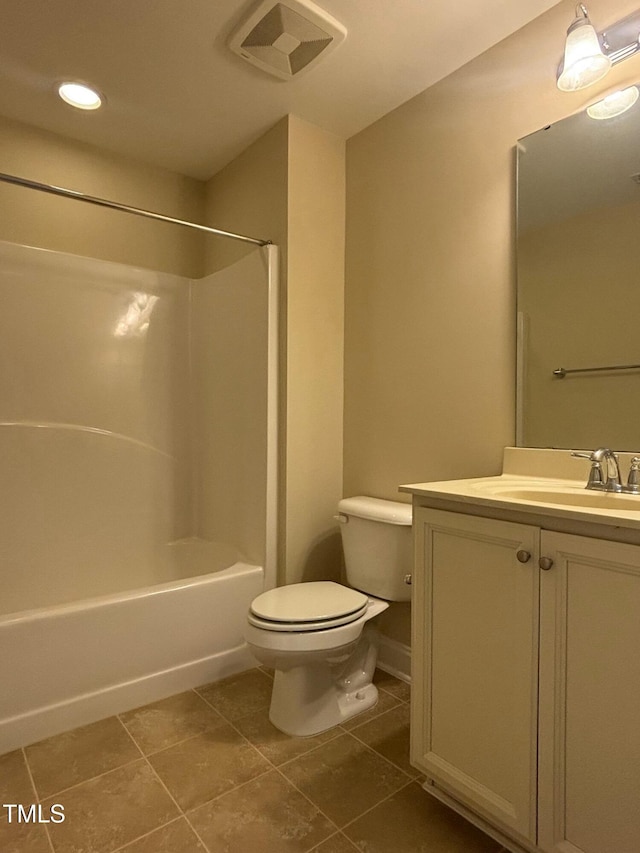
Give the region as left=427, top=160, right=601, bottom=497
left=264, top=244, right=279, bottom=592
left=516, top=311, right=527, bottom=446
left=376, top=634, right=411, bottom=683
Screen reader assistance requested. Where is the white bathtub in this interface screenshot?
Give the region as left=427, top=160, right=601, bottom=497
left=0, top=557, right=263, bottom=753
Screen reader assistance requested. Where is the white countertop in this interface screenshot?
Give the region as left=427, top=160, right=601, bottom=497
left=400, top=448, right=640, bottom=535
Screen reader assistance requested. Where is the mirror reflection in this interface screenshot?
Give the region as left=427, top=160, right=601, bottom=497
left=517, top=86, right=640, bottom=450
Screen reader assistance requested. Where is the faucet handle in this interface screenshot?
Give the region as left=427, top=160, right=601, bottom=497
left=626, top=457, right=640, bottom=494
left=571, top=451, right=605, bottom=489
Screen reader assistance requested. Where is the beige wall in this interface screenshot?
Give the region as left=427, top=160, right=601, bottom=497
left=204, top=119, right=289, bottom=578
left=0, top=115, right=204, bottom=277
left=205, top=116, right=345, bottom=584
left=344, top=0, right=640, bottom=644
left=286, top=116, right=345, bottom=584
left=203, top=119, right=289, bottom=276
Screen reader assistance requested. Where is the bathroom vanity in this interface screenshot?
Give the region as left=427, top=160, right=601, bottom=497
left=402, top=447, right=640, bottom=853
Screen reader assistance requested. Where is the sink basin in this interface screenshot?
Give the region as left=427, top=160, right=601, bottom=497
left=468, top=479, right=640, bottom=512
left=494, top=487, right=640, bottom=511
left=401, top=449, right=640, bottom=527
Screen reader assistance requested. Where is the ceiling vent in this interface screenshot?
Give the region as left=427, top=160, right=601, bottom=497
left=228, top=0, right=346, bottom=81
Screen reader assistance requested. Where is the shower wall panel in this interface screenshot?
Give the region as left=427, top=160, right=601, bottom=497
left=0, top=241, right=271, bottom=616
left=191, top=249, right=269, bottom=565
left=0, top=241, right=191, bottom=614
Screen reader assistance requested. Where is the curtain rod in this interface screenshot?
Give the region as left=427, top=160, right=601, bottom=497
left=0, top=171, right=272, bottom=247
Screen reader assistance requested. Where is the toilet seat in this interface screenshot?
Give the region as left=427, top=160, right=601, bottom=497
left=248, top=581, right=369, bottom=633
left=247, top=607, right=368, bottom=632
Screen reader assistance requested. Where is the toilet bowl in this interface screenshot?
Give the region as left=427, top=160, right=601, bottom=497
left=246, top=581, right=389, bottom=736
left=245, top=496, right=412, bottom=737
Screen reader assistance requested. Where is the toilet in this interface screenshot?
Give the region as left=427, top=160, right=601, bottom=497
left=245, top=496, right=412, bottom=736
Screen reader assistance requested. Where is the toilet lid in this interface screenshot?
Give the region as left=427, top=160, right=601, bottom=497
left=250, top=581, right=368, bottom=625
left=247, top=607, right=367, bottom=632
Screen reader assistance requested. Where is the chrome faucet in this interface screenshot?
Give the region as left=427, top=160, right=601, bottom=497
left=572, top=447, right=623, bottom=492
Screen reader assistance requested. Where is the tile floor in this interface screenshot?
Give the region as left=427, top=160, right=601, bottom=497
left=1, top=668, right=508, bottom=853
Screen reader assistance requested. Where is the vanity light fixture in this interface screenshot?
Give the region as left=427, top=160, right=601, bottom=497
left=557, top=6, right=640, bottom=92
left=587, top=85, right=639, bottom=119
left=57, top=81, right=103, bottom=110
left=557, top=4, right=610, bottom=91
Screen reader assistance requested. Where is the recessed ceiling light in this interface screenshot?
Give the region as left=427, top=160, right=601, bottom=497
left=57, top=81, right=103, bottom=111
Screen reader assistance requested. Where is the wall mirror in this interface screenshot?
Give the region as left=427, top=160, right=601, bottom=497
left=516, top=87, right=640, bottom=451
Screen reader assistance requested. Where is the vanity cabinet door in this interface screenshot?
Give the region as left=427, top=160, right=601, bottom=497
left=538, top=532, right=640, bottom=853
left=411, top=508, right=539, bottom=844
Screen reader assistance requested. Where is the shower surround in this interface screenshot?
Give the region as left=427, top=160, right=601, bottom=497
left=0, top=240, right=277, bottom=751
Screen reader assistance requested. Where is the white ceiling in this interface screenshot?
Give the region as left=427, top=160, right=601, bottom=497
left=0, top=0, right=561, bottom=180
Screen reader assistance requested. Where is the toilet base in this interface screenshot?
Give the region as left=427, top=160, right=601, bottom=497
left=268, top=627, right=380, bottom=737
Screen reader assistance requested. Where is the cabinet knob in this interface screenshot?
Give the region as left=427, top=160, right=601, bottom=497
left=516, top=550, right=531, bottom=563
left=539, top=556, right=554, bottom=571
left=404, top=574, right=413, bottom=585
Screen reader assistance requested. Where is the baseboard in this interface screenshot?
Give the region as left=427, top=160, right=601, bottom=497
left=0, top=644, right=255, bottom=753
left=376, top=634, right=411, bottom=683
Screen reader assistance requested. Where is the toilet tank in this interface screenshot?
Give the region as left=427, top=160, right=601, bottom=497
left=337, top=496, right=412, bottom=602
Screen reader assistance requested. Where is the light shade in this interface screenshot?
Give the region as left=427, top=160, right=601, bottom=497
left=57, top=82, right=102, bottom=110
left=587, top=86, right=639, bottom=119
left=557, top=8, right=611, bottom=92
